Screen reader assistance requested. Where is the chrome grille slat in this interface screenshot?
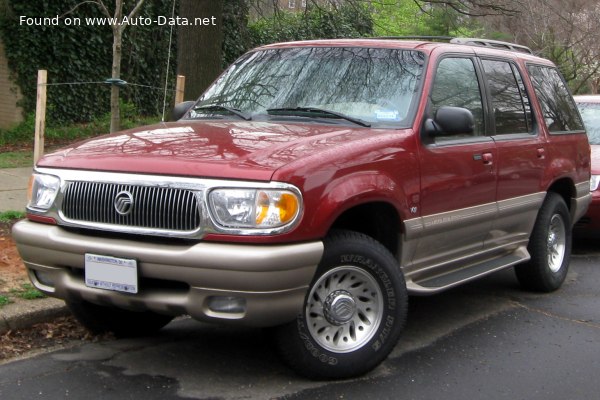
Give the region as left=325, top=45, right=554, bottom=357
left=62, top=182, right=201, bottom=232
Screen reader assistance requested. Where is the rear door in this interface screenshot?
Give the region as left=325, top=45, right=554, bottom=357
left=479, top=58, right=547, bottom=250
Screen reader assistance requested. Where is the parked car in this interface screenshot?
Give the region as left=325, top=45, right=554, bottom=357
left=12, top=37, right=590, bottom=379
left=574, top=95, right=600, bottom=235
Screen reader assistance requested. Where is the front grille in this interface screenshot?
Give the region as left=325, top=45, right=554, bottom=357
left=62, top=181, right=201, bottom=232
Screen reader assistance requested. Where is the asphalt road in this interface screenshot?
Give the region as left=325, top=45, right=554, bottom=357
left=1, top=241, right=598, bottom=400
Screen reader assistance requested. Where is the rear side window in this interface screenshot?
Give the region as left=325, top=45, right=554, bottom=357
left=482, top=60, right=533, bottom=135
left=527, top=65, right=584, bottom=133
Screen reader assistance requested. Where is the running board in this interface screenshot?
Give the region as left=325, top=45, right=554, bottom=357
left=406, top=248, right=530, bottom=295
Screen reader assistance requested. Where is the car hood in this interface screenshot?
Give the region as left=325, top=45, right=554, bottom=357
left=38, top=120, right=382, bottom=181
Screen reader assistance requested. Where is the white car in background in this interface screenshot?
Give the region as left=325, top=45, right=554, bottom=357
left=574, top=95, right=600, bottom=235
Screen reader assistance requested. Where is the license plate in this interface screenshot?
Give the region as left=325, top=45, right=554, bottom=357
left=85, top=254, right=138, bottom=294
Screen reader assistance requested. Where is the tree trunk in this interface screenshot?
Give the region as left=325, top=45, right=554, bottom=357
left=110, top=26, right=123, bottom=133
left=107, top=0, right=146, bottom=133
left=177, top=0, right=224, bottom=101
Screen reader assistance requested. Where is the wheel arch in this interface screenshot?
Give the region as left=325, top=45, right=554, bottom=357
left=546, top=177, right=576, bottom=211
left=327, top=201, right=402, bottom=257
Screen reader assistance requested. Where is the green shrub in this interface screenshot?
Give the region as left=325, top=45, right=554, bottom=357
left=249, top=4, right=374, bottom=47
left=0, top=1, right=177, bottom=125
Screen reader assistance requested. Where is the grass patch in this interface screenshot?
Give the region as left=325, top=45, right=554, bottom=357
left=0, top=151, right=33, bottom=169
left=0, top=107, right=161, bottom=149
left=0, top=295, right=11, bottom=308
left=1, top=103, right=161, bottom=170
left=0, top=211, right=26, bottom=223
left=10, top=283, right=46, bottom=300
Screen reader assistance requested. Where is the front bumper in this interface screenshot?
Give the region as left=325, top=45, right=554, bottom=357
left=12, top=220, right=323, bottom=327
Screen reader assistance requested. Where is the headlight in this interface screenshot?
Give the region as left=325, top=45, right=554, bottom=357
left=209, top=188, right=300, bottom=230
left=27, top=173, right=60, bottom=211
left=591, top=175, right=600, bottom=192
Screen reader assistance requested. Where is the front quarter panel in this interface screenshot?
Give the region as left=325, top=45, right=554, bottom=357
left=272, top=129, right=420, bottom=240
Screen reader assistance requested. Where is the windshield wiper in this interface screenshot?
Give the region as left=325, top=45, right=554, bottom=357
left=193, top=104, right=252, bottom=121
left=266, top=107, right=371, bottom=127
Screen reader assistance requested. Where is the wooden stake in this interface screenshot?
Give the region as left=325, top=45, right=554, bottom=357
left=33, top=70, right=47, bottom=165
left=175, top=75, right=185, bottom=104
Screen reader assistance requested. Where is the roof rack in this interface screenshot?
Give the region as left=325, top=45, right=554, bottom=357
left=375, top=36, right=533, bottom=55
left=450, top=38, right=533, bottom=54
left=377, top=36, right=453, bottom=42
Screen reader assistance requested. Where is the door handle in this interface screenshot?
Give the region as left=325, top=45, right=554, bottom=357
left=473, top=152, right=493, bottom=165
left=482, top=152, right=493, bottom=165
left=537, top=148, right=545, bottom=159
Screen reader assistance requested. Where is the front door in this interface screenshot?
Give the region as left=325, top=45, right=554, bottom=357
left=412, top=56, right=497, bottom=273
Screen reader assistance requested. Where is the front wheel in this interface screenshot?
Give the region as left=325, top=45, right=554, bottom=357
left=274, top=230, right=408, bottom=380
left=515, top=192, right=572, bottom=292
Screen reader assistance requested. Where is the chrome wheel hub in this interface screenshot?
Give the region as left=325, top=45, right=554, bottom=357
left=547, top=214, right=566, bottom=273
left=306, top=266, right=383, bottom=353
left=324, top=290, right=357, bottom=325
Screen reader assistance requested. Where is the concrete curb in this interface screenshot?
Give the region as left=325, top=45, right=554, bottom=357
left=0, top=298, right=70, bottom=334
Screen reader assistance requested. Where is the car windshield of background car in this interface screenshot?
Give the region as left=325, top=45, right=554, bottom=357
left=577, top=102, right=600, bottom=144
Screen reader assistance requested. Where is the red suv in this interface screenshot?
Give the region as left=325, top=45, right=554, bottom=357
left=13, top=38, right=591, bottom=379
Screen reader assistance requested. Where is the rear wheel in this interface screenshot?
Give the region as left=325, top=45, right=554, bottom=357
left=515, top=192, right=572, bottom=292
left=67, top=300, right=174, bottom=337
left=274, top=230, right=408, bottom=379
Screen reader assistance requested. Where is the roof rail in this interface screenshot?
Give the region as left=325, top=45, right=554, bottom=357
left=374, top=36, right=533, bottom=54
left=377, top=36, right=453, bottom=42
left=450, top=38, right=533, bottom=54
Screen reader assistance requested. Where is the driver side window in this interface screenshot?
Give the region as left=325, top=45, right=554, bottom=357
left=430, top=58, right=485, bottom=138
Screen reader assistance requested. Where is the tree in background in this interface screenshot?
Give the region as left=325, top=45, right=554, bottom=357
left=249, top=2, right=373, bottom=46
left=65, top=0, right=148, bottom=132
left=481, top=0, right=600, bottom=93
left=1, top=0, right=178, bottom=129
left=177, top=1, right=223, bottom=101
left=371, top=1, right=482, bottom=37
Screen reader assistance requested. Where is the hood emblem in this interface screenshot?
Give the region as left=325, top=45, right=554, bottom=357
left=114, top=191, right=134, bottom=216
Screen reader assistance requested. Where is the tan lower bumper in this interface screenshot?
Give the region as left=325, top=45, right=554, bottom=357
left=12, top=220, right=323, bottom=327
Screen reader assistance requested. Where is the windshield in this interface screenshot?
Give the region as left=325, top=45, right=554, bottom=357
left=576, top=102, right=600, bottom=144
left=191, top=47, right=425, bottom=128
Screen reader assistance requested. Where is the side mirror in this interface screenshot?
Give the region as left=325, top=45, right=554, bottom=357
left=424, top=106, right=474, bottom=137
left=171, top=100, right=196, bottom=121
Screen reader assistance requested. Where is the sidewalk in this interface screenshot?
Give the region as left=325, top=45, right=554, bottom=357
left=0, top=167, right=31, bottom=213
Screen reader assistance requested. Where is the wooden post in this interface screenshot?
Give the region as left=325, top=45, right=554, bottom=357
left=175, top=75, right=185, bottom=105
left=33, top=70, right=47, bottom=165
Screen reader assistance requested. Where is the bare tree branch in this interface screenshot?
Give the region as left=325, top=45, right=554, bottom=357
left=58, top=0, right=111, bottom=19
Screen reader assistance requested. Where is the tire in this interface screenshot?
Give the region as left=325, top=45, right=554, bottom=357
left=67, top=300, right=174, bottom=338
left=515, top=192, right=572, bottom=292
left=274, top=230, right=408, bottom=380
